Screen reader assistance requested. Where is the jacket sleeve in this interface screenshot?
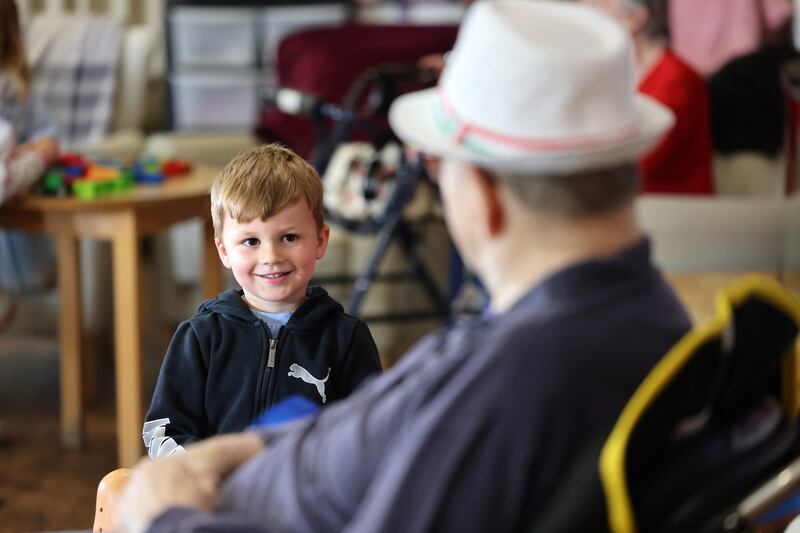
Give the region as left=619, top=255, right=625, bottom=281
left=143, top=320, right=211, bottom=458
left=335, top=320, right=382, bottom=398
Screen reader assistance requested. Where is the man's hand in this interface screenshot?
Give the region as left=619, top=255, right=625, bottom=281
left=115, top=433, right=264, bottom=533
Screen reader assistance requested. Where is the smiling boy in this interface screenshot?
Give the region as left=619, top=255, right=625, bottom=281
left=142, top=144, right=382, bottom=459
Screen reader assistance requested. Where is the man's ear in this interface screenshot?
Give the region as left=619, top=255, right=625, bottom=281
left=215, top=238, right=232, bottom=269
left=476, top=169, right=505, bottom=236
left=316, top=224, right=331, bottom=260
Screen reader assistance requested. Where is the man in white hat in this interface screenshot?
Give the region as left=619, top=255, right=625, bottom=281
left=117, top=2, right=691, bottom=532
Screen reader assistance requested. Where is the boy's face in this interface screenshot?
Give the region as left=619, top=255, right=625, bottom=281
left=215, top=199, right=330, bottom=313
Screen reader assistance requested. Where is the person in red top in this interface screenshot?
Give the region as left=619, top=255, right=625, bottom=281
left=584, top=0, right=714, bottom=195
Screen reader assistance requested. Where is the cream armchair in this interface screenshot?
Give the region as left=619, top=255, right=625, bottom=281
left=76, top=23, right=155, bottom=162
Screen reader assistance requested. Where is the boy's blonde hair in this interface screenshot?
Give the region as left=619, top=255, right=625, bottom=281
left=211, top=144, right=324, bottom=238
left=0, top=0, right=31, bottom=101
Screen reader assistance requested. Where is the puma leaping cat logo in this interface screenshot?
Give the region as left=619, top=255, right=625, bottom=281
left=288, top=363, right=330, bottom=404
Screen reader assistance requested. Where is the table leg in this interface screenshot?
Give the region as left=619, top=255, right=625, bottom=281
left=111, top=212, right=144, bottom=467
left=56, top=231, right=84, bottom=449
left=202, top=217, right=222, bottom=298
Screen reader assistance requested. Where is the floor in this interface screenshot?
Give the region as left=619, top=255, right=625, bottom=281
left=0, top=334, right=117, bottom=532
left=0, top=273, right=170, bottom=533
left=1, top=409, right=116, bottom=532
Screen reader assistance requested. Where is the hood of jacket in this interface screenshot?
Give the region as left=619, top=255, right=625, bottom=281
left=197, top=286, right=343, bottom=330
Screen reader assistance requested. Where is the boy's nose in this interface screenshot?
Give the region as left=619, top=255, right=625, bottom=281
left=258, top=243, right=282, bottom=264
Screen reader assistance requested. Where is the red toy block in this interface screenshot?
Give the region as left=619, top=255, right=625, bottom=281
left=59, top=152, right=87, bottom=167
left=161, top=159, right=192, bottom=176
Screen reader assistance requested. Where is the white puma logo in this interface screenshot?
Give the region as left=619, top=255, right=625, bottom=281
left=288, top=363, right=330, bottom=404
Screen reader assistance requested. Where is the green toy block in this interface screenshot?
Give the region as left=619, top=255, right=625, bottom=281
left=42, top=170, right=64, bottom=193
left=113, top=170, right=134, bottom=192
left=72, top=179, right=113, bottom=200
left=72, top=180, right=99, bottom=200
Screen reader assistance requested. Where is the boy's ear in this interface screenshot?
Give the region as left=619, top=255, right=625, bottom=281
left=316, top=224, right=331, bottom=260
left=215, top=238, right=232, bottom=269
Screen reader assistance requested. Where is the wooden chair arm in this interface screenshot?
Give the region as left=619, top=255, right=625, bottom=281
left=93, top=468, right=131, bottom=532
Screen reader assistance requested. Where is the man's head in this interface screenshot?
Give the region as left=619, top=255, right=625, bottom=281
left=211, top=144, right=329, bottom=312
left=389, top=0, right=673, bottom=308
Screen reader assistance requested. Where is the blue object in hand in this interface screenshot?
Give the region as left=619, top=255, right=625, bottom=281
left=248, top=395, right=320, bottom=429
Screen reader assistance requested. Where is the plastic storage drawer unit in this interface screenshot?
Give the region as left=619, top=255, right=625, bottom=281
left=170, top=7, right=258, bottom=68
left=170, top=71, right=259, bottom=131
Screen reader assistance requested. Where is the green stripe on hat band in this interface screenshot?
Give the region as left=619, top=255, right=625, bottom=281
left=431, top=99, right=494, bottom=156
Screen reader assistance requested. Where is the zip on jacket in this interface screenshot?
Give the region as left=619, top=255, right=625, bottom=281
left=259, top=325, right=282, bottom=414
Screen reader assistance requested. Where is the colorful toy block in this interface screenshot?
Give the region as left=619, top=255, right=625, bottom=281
left=37, top=154, right=192, bottom=199
left=72, top=170, right=133, bottom=200
left=42, top=169, right=66, bottom=195
left=162, top=159, right=192, bottom=176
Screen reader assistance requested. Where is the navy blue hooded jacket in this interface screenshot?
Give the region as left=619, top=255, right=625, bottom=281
left=143, top=287, right=381, bottom=458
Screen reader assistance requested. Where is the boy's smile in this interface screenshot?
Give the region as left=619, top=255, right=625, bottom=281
left=258, top=272, right=290, bottom=281
left=215, top=199, right=330, bottom=313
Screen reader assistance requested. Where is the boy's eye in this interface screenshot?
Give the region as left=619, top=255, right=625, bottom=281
left=281, top=234, right=298, bottom=243
left=242, top=237, right=260, bottom=247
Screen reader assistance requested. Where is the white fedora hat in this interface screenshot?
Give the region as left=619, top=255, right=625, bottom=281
left=388, top=0, right=675, bottom=174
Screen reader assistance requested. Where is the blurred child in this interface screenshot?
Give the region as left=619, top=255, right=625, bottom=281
left=0, top=119, right=57, bottom=447
left=0, top=0, right=59, bottom=441
left=143, top=144, right=383, bottom=458
left=0, top=0, right=60, bottom=322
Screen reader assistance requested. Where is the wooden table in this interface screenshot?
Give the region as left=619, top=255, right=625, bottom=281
left=0, top=166, right=222, bottom=467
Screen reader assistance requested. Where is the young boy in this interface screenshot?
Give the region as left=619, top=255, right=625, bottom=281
left=143, top=144, right=382, bottom=458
